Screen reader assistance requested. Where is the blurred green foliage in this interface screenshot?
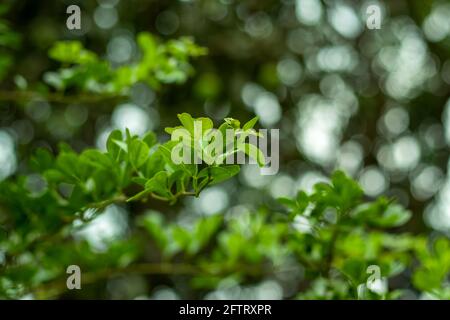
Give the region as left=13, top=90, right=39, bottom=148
left=44, top=34, right=206, bottom=93
left=0, top=3, right=20, bottom=80
left=2, top=163, right=449, bottom=299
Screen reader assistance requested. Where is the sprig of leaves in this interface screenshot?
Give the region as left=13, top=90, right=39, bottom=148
left=44, top=33, right=207, bottom=94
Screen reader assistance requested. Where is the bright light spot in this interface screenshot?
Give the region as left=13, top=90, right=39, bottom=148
left=107, top=36, right=134, bottom=64
left=151, top=286, right=179, bottom=300
left=296, top=96, right=347, bottom=166
left=270, top=175, right=295, bottom=198
left=241, top=165, right=272, bottom=188
left=381, top=107, right=409, bottom=136
left=0, top=131, right=17, bottom=181
left=425, top=174, right=450, bottom=232
left=241, top=83, right=264, bottom=109
left=336, top=141, right=363, bottom=176
left=317, top=46, right=357, bottom=72
left=422, top=123, right=445, bottom=150
left=295, top=0, right=323, bottom=26
left=112, top=103, right=154, bottom=135
left=359, top=167, right=388, bottom=197
left=411, top=165, right=443, bottom=200
left=94, top=6, right=118, bottom=29
left=422, top=4, right=450, bottom=42
left=293, top=215, right=312, bottom=234
left=378, top=136, right=422, bottom=172
left=328, top=5, right=363, bottom=38
left=382, top=31, right=434, bottom=100
left=392, top=136, right=421, bottom=171
left=96, top=126, right=113, bottom=150
left=75, top=205, right=128, bottom=251
left=205, top=279, right=283, bottom=300
left=256, top=280, right=283, bottom=300
left=296, top=171, right=328, bottom=194
left=254, top=92, right=282, bottom=127
left=368, top=278, right=388, bottom=295
left=443, top=98, right=450, bottom=144
left=277, top=58, right=302, bottom=86
left=198, top=187, right=229, bottom=215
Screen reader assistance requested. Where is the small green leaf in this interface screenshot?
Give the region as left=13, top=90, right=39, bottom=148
left=80, top=150, right=113, bottom=169
left=107, top=130, right=124, bottom=160
left=377, top=204, right=412, bottom=227
left=143, top=131, right=158, bottom=148
left=164, top=126, right=183, bottom=134
left=243, top=116, right=259, bottom=131
left=196, top=117, right=214, bottom=134
left=224, top=118, right=240, bottom=129
left=197, top=165, right=240, bottom=186
left=237, top=143, right=265, bottom=167
left=145, top=171, right=170, bottom=197
left=48, top=41, right=97, bottom=64
left=353, top=198, right=411, bottom=228
left=178, top=113, right=195, bottom=133
left=29, top=148, right=54, bottom=172
left=128, top=139, right=150, bottom=169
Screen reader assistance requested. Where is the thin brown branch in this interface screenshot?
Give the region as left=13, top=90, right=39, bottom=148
left=32, top=262, right=266, bottom=299
left=0, top=90, right=125, bottom=104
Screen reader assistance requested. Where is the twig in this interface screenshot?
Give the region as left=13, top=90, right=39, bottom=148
left=324, top=225, right=339, bottom=275
left=32, top=262, right=265, bottom=299
left=0, top=90, right=125, bottom=104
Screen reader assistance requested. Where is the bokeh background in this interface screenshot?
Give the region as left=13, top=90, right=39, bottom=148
left=1, top=0, right=450, bottom=299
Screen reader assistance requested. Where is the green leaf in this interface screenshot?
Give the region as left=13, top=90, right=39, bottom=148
left=56, top=152, right=80, bottom=180
left=237, top=143, right=265, bottom=167
left=197, top=165, right=240, bottom=186
left=312, top=171, right=363, bottom=214
left=243, top=116, right=259, bottom=131
left=143, top=131, right=158, bottom=148
left=377, top=204, right=411, bottom=228
left=107, top=130, right=125, bottom=160
left=164, top=125, right=183, bottom=134
left=353, top=198, right=411, bottom=228
left=80, top=150, right=113, bottom=170
left=48, top=41, right=97, bottom=64
left=168, top=170, right=186, bottom=191
left=278, top=197, right=297, bottom=209
left=128, top=139, right=150, bottom=169
left=145, top=171, right=170, bottom=197
left=29, top=148, right=54, bottom=172
left=196, top=117, right=214, bottom=134
left=224, top=118, right=240, bottom=129
left=177, top=113, right=195, bottom=134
